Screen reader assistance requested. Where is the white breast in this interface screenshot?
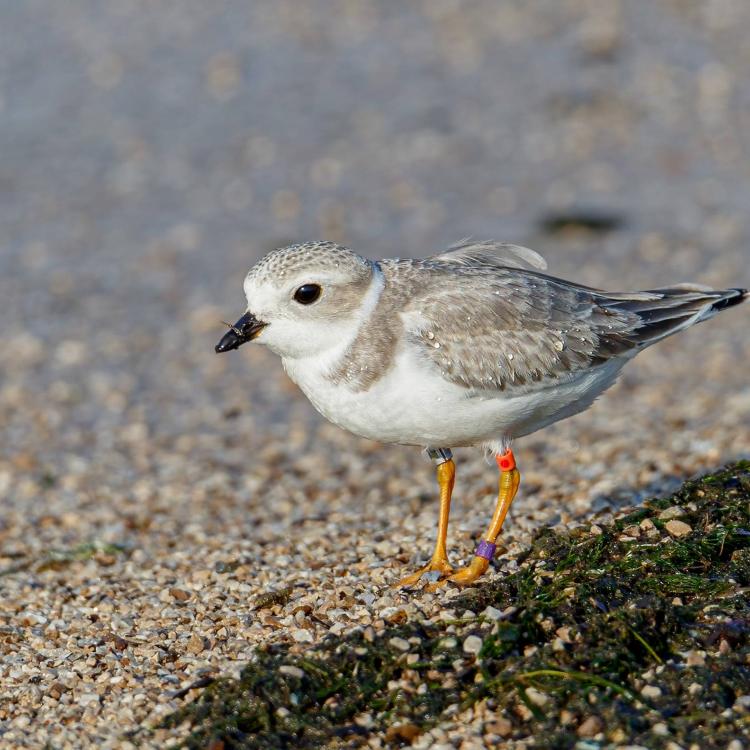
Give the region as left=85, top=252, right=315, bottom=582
left=283, top=342, right=627, bottom=449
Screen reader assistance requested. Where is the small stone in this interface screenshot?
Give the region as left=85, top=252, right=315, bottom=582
left=733, top=695, right=750, bottom=712
left=389, top=637, right=410, bottom=652
left=609, top=729, right=629, bottom=743
left=727, top=741, right=743, bottom=750
left=525, top=687, right=549, bottom=707
left=688, top=682, right=703, bottom=695
left=484, top=718, right=512, bottom=737
left=482, top=606, right=503, bottom=620
left=577, top=715, right=603, bottom=737
left=686, top=650, right=706, bottom=667
left=186, top=633, right=205, bottom=654
left=386, top=609, right=408, bottom=625
left=641, top=685, right=662, bottom=699
left=170, top=588, right=191, bottom=601
left=665, top=520, right=692, bottom=538
left=590, top=524, right=603, bottom=535
left=659, top=506, right=686, bottom=520
left=279, top=665, right=305, bottom=679
left=48, top=682, right=67, bottom=700
left=652, top=722, right=669, bottom=736
left=385, top=724, right=421, bottom=743
left=556, top=626, right=573, bottom=643
left=515, top=702, right=533, bottom=721
left=463, top=635, right=483, bottom=655
left=292, top=629, right=313, bottom=643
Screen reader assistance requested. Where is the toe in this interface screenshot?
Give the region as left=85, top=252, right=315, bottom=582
left=394, top=568, right=428, bottom=588
left=394, top=558, right=453, bottom=588
left=446, top=556, right=489, bottom=587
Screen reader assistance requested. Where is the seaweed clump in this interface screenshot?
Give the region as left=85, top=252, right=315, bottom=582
left=160, top=462, right=750, bottom=748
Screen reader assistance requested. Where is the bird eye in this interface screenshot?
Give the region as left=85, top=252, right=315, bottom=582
left=293, top=284, right=322, bottom=305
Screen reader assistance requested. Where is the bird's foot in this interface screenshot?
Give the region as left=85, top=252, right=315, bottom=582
left=394, top=555, right=453, bottom=587
left=427, top=556, right=490, bottom=590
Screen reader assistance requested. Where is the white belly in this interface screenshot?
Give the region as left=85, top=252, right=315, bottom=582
left=283, top=347, right=627, bottom=448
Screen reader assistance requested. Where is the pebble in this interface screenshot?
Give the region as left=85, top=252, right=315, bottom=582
left=389, top=637, right=410, bottom=652
left=577, top=715, right=603, bottom=737
left=482, top=606, right=503, bottom=620
left=462, top=635, right=483, bottom=655
left=525, top=688, right=549, bottom=707
left=665, top=520, right=693, bottom=538
left=292, top=629, right=313, bottom=643
left=279, top=665, right=305, bottom=679
left=186, top=634, right=205, bottom=655
left=658, top=506, right=686, bottom=521
left=484, top=718, right=512, bottom=737
left=641, top=685, right=663, bottom=699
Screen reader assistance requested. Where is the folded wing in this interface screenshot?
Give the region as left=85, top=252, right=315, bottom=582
left=404, top=261, right=745, bottom=392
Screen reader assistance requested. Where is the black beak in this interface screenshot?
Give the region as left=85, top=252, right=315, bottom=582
left=215, top=312, right=267, bottom=353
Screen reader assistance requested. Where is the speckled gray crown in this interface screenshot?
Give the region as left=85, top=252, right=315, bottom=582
left=247, top=241, right=372, bottom=285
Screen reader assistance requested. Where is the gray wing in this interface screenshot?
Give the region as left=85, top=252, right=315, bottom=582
left=433, top=239, right=548, bottom=271
left=403, top=263, right=743, bottom=392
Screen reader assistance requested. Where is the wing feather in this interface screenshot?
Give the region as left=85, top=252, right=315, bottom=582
left=433, top=239, right=548, bottom=271
left=400, top=265, right=740, bottom=393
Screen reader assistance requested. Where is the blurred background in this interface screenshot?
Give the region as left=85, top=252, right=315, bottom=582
left=2, top=1, right=750, bottom=743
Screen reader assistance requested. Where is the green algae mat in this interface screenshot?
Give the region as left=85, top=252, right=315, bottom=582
left=161, top=462, right=750, bottom=748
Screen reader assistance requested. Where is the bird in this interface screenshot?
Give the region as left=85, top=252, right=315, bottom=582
left=215, top=240, right=747, bottom=587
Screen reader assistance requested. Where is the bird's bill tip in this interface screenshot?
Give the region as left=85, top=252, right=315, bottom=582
left=214, top=312, right=266, bottom=353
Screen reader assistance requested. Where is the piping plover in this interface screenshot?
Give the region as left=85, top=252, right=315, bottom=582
left=216, top=240, right=747, bottom=586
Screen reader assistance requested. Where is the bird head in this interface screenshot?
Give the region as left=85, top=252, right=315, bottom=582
left=215, top=241, right=377, bottom=360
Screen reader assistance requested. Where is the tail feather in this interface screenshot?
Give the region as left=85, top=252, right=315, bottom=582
left=710, top=287, right=748, bottom=313
left=601, top=285, right=746, bottom=348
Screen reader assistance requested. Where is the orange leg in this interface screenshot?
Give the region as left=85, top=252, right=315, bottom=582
left=396, top=451, right=455, bottom=586
left=445, top=448, right=520, bottom=587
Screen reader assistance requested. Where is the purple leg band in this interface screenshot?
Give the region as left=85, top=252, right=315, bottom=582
left=475, top=540, right=496, bottom=560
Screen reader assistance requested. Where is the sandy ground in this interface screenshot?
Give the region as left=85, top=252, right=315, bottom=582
left=1, top=2, right=749, bottom=747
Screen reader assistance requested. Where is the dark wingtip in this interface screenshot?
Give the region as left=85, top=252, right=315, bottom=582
left=712, top=288, right=748, bottom=313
